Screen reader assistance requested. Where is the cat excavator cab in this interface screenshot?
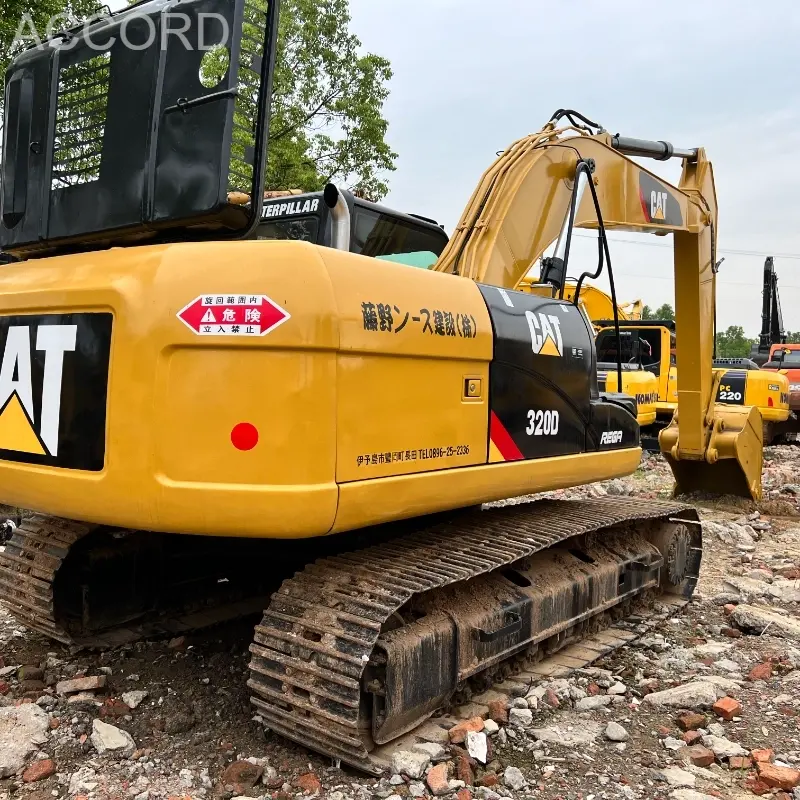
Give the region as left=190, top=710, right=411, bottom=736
left=0, top=2, right=762, bottom=773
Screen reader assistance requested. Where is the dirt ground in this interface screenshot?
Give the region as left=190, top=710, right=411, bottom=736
left=1, top=447, right=799, bottom=800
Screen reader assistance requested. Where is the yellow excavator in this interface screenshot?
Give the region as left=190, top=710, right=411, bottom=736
left=593, top=319, right=790, bottom=445
left=519, top=276, right=644, bottom=327
left=0, top=1, right=762, bottom=773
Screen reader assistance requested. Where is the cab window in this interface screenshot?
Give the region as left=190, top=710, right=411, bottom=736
left=256, top=216, right=319, bottom=242
left=352, top=207, right=446, bottom=262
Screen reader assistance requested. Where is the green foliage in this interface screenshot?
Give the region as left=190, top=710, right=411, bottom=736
left=786, top=331, right=800, bottom=344
left=715, top=325, right=756, bottom=358
left=641, top=303, right=675, bottom=321
left=267, top=0, right=396, bottom=200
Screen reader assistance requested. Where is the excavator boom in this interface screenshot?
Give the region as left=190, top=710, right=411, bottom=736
left=435, top=119, right=762, bottom=498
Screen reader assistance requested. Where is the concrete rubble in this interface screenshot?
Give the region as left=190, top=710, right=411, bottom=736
left=0, top=445, right=798, bottom=799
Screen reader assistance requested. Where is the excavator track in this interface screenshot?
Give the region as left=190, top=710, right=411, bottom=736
left=247, top=497, right=701, bottom=774
left=0, top=516, right=273, bottom=649
left=0, top=515, right=93, bottom=644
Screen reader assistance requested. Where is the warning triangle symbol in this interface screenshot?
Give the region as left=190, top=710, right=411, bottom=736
left=538, top=336, right=561, bottom=357
left=0, top=394, right=47, bottom=456
left=201, top=308, right=216, bottom=323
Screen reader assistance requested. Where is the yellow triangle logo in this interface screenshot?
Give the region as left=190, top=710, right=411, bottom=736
left=538, top=336, right=561, bottom=357
left=0, top=394, right=47, bottom=456
left=653, top=205, right=665, bottom=220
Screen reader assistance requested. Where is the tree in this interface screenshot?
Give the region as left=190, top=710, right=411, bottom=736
left=267, top=0, right=396, bottom=200
left=642, top=303, right=675, bottom=321
left=715, top=325, right=756, bottom=358
left=786, top=331, right=800, bottom=344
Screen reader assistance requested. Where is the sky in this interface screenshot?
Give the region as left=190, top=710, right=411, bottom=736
left=104, top=0, right=800, bottom=333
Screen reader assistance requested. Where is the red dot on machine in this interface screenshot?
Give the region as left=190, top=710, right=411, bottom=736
left=231, top=423, right=259, bottom=451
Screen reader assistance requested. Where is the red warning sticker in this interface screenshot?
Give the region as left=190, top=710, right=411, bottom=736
left=177, top=294, right=290, bottom=337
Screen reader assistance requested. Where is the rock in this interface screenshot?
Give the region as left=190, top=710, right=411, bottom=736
left=641, top=682, right=718, bottom=709
left=745, top=776, right=771, bottom=796
left=413, top=742, right=446, bottom=761
left=677, top=712, right=707, bottom=731
left=508, top=707, right=532, bottom=727
left=392, top=751, right=431, bottom=779
left=530, top=721, right=602, bottom=746
left=222, top=761, right=263, bottom=793
left=68, top=766, right=99, bottom=795
left=409, top=782, right=427, bottom=797
left=483, top=719, right=499, bottom=734
left=0, top=704, right=49, bottom=777
left=659, top=767, right=696, bottom=787
left=730, top=605, right=800, bottom=640
left=542, top=688, right=560, bottom=708
left=456, top=790, right=472, bottom=800
left=752, top=748, right=775, bottom=763
left=683, top=731, right=703, bottom=745
left=575, top=695, right=612, bottom=711
left=664, top=737, right=685, bottom=751
left=712, top=697, right=741, bottom=720
left=701, top=735, right=747, bottom=759
left=449, top=717, right=484, bottom=743
left=487, top=698, right=508, bottom=724
left=90, top=719, right=135, bottom=756
left=122, top=690, right=148, bottom=709
left=712, top=658, right=740, bottom=673
left=757, top=763, right=800, bottom=790
left=99, top=698, right=131, bottom=718
left=704, top=677, right=743, bottom=698
left=455, top=754, right=474, bottom=786
left=607, top=681, right=627, bottom=695
left=693, top=641, right=733, bottom=657
left=417, top=722, right=451, bottom=744
left=749, top=662, right=774, bottom=681
left=426, top=763, right=450, bottom=796
left=707, top=722, right=726, bottom=737
left=669, top=791, right=719, bottom=800
left=168, top=635, right=187, bottom=649
left=605, top=722, right=629, bottom=742
left=683, top=745, right=716, bottom=767
left=729, top=756, right=752, bottom=769
left=295, top=773, right=322, bottom=795
left=22, top=759, right=56, bottom=783
left=55, top=675, right=107, bottom=695
left=503, top=766, right=526, bottom=791
left=465, top=731, right=487, bottom=764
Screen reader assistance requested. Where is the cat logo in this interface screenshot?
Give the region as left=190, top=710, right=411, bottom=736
left=638, top=173, right=682, bottom=226
left=0, top=314, right=112, bottom=471
left=525, top=311, right=563, bottom=357
left=0, top=325, right=77, bottom=457
left=650, top=191, right=668, bottom=221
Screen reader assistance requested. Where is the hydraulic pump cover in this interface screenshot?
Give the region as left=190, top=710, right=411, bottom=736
left=1, top=0, right=279, bottom=255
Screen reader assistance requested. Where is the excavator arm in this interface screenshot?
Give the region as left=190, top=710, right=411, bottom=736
left=434, top=117, right=762, bottom=499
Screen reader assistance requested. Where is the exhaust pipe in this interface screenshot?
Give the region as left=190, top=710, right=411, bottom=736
left=323, top=184, right=351, bottom=251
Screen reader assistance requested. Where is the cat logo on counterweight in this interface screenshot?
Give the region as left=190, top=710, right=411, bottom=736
left=0, top=314, right=112, bottom=471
